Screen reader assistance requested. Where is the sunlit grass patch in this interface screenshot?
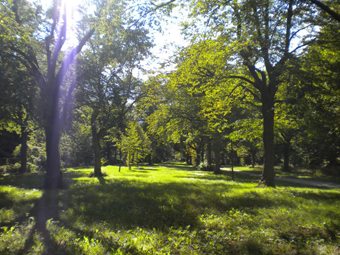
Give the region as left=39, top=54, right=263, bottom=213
left=0, top=186, right=42, bottom=223
left=1, top=162, right=340, bottom=254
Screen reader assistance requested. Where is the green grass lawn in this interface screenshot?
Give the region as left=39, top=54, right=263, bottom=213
left=224, top=165, right=340, bottom=184
left=0, top=162, right=340, bottom=254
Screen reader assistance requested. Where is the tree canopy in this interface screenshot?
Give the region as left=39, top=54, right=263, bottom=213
left=0, top=0, right=339, bottom=188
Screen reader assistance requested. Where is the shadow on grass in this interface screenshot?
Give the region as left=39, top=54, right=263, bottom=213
left=160, top=162, right=197, bottom=171
left=0, top=190, right=72, bottom=254
left=59, top=179, right=296, bottom=232
left=97, top=177, right=106, bottom=185
left=130, top=167, right=159, bottom=172
left=0, top=173, right=45, bottom=189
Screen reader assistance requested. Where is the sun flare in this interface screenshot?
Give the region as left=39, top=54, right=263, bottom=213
left=39, top=0, right=83, bottom=48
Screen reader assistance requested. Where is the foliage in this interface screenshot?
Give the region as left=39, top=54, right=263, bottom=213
left=120, top=121, right=151, bottom=168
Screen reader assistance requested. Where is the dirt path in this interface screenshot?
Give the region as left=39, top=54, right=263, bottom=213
left=221, top=168, right=340, bottom=189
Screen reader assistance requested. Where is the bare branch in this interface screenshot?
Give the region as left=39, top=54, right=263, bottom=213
left=153, top=0, right=176, bottom=11
left=310, top=0, right=340, bottom=22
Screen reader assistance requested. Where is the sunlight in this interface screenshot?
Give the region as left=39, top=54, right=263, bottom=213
left=59, top=0, right=82, bottom=48
left=38, top=0, right=82, bottom=48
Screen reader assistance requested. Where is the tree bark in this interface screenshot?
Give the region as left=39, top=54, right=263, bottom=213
left=195, top=149, right=201, bottom=166
left=106, top=142, right=111, bottom=164
left=128, top=152, right=132, bottom=170
left=207, top=139, right=212, bottom=168
left=44, top=126, right=62, bottom=189
left=119, top=149, right=122, bottom=172
left=251, top=150, right=256, bottom=168
left=43, top=90, right=62, bottom=189
left=261, top=102, right=276, bottom=187
left=213, top=137, right=221, bottom=174
left=148, top=154, right=152, bottom=165
left=231, top=143, right=234, bottom=181
left=91, top=124, right=102, bottom=177
left=19, top=127, right=28, bottom=173
left=283, top=139, right=291, bottom=172
left=186, top=153, right=191, bottom=165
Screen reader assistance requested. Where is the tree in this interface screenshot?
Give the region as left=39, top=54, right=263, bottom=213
left=287, top=16, right=340, bottom=171
left=0, top=5, right=39, bottom=173
left=120, top=121, right=151, bottom=170
left=76, top=10, right=152, bottom=176
left=178, top=0, right=319, bottom=186
left=1, top=0, right=95, bottom=188
left=309, top=0, right=340, bottom=22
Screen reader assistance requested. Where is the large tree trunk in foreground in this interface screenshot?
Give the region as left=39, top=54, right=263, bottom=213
left=43, top=89, right=62, bottom=189
left=260, top=101, right=275, bottom=187
left=44, top=125, right=62, bottom=189
left=91, top=124, right=102, bottom=177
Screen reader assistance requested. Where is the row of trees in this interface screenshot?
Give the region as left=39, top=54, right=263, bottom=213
left=0, top=0, right=339, bottom=188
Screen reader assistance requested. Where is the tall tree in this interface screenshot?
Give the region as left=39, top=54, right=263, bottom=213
left=1, top=0, right=95, bottom=188
left=76, top=11, right=152, bottom=176
left=179, top=0, right=318, bottom=186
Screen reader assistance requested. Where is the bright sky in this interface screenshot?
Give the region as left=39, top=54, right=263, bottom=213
left=34, top=0, right=187, bottom=78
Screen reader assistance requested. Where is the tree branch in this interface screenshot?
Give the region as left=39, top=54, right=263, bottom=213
left=56, top=28, right=95, bottom=86
left=310, top=0, right=340, bottom=22
left=153, top=0, right=176, bottom=11
left=8, top=46, right=46, bottom=87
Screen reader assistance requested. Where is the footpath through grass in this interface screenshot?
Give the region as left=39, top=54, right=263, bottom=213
left=0, top=162, right=340, bottom=254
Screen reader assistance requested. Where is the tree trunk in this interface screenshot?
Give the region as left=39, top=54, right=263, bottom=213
left=119, top=149, right=122, bottom=172
left=231, top=143, right=234, bottom=181
left=251, top=150, right=256, bottom=168
left=148, top=154, right=152, bottom=165
left=195, top=149, right=201, bottom=166
left=113, top=146, right=117, bottom=163
left=213, top=137, right=221, bottom=174
left=128, top=152, right=132, bottom=170
left=106, top=142, right=111, bottom=164
left=283, top=139, right=291, bottom=172
left=207, top=139, right=212, bottom=168
left=261, top=103, right=275, bottom=187
left=44, top=126, right=62, bottom=189
left=186, top=153, right=191, bottom=165
left=19, top=128, right=28, bottom=173
left=91, top=124, right=102, bottom=177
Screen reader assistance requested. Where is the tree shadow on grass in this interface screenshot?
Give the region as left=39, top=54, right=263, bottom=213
left=0, top=173, right=45, bottom=189
left=160, top=162, right=197, bottom=171
left=58, top=179, right=297, bottom=233
left=0, top=189, right=71, bottom=254
left=130, top=167, right=159, bottom=172
left=97, top=176, right=106, bottom=185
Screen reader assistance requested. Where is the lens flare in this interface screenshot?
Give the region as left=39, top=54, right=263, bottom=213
left=60, top=0, right=82, bottom=48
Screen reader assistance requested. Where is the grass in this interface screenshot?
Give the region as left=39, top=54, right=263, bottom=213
left=224, top=165, right=340, bottom=185
left=0, top=162, right=339, bottom=254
